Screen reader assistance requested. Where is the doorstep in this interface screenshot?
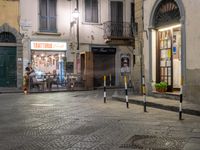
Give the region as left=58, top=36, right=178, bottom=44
left=152, top=91, right=180, bottom=100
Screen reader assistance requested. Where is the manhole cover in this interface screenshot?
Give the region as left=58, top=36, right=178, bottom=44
left=120, top=135, right=186, bottom=149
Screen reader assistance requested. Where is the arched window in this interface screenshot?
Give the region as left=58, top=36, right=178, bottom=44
left=154, top=0, right=181, bottom=27
left=0, top=32, right=16, bottom=43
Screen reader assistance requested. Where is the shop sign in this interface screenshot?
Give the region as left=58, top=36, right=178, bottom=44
left=92, top=47, right=116, bottom=54
left=31, top=41, right=67, bottom=50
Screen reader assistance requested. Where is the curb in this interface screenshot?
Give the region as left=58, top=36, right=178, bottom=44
left=0, top=89, right=89, bottom=95
left=112, top=96, right=200, bottom=117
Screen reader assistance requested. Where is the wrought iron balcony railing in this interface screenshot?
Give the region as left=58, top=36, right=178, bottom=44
left=103, top=21, right=137, bottom=41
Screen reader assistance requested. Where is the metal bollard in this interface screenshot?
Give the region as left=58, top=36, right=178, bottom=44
left=124, top=76, right=129, bottom=108
left=142, top=76, right=147, bottom=112
left=109, top=74, right=112, bottom=87
left=23, top=76, right=28, bottom=94
left=104, top=75, right=106, bottom=103
left=179, top=86, right=183, bottom=120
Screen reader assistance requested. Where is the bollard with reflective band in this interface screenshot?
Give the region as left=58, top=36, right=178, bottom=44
left=124, top=76, right=129, bottom=108
left=142, top=76, right=147, bottom=112
left=109, top=74, right=112, bottom=87
left=179, top=86, right=183, bottom=120
left=104, top=75, right=106, bottom=103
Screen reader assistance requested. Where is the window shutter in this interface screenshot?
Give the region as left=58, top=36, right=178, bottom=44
left=49, top=0, right=57, bottom=32
left=111, top=1, right=123, bottom=36
left=40, top=0, right=48, bottom=31
left=85, top=0, right=98, bottom=23
left=85, top=0, right=92, bottom=22
left=111, top=1, right=123, bottom=23
left=92, top=0, right=98, bottom=23
left=117, top=2, right=123, bottom=23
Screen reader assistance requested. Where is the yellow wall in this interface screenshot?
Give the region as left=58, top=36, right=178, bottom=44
left=0, top=0, right=19, bottom=30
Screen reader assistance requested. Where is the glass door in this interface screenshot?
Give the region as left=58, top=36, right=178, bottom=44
left=158, top=29, right=173, bottom=91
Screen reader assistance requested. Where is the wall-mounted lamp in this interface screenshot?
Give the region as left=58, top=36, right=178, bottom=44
left=72, top=0, right=79, bottom=51
left=72, top=8, right=79, bottom=20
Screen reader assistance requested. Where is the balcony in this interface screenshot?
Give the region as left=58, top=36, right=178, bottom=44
left=103, top=21, right=137, bottom=44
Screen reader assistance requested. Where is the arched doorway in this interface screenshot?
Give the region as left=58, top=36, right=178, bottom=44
left=149, top=0, right=185, bottom=93
left=0, top=32, right=17, bottom=87
left=0, top=23, right=23, bottom=88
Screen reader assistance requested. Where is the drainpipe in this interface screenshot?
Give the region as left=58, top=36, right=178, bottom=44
left=76, top=0, right=79, bottom=51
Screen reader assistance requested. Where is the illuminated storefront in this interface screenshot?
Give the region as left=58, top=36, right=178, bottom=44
left=30, top=41, right=67, bottom=83
left=149, top=0, right=183, bottom=93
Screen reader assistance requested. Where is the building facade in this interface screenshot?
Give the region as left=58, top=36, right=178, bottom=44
left=20, top=0, right=135, bottom=90
left=0, top=0, right=23, bottom=88
left=20, top=0, right=70, bottom=89
left=74, top=0, right=135, bottom=89
left=143, top=0, right=200, bottom=104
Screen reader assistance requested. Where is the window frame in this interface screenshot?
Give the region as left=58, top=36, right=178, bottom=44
left=39, top=0, right=57, bottom=33
left=83, top=0, right=101, bottom=24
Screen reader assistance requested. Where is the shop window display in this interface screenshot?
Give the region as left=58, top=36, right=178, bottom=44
left=31, top=51, right=66, bottom=86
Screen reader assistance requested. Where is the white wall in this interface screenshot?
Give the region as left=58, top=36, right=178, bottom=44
left=184, top=0, right=200, bottom=69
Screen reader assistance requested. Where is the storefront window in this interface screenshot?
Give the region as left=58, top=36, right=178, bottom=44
left=31, top=51, right=66, bottom=82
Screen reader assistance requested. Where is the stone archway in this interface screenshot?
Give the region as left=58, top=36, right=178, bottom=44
left=148, top=0, right=186, bottom=93
left=0, top=23, right=23, bottom=88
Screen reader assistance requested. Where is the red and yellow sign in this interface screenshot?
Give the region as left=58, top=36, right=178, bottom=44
left=31, top=41, right=67, bottom=50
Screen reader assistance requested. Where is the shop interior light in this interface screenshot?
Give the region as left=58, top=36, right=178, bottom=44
left=41, top=53, right=44, bottom=57
left=62, top=54, right=65, bottom=57
left=158, top=24, right=181, bottom=32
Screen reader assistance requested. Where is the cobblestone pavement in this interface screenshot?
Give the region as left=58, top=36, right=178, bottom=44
left=0, top=90, right=200, bottom=150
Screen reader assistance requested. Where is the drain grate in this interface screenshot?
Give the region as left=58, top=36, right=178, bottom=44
left=120, top=135, right=186, bottom=149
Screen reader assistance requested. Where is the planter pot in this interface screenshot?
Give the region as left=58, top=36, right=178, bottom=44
left=156, top=88, right=167, bottom=93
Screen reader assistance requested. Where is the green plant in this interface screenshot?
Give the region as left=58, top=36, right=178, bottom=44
left=160, top=82, right=167, bottom=88
left=155, top=83, right=161, bottom=89
left=155, top=82, right=167, bottom=92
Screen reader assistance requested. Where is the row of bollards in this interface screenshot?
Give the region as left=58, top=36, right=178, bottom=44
left=103, top=75, right=184, bottom=120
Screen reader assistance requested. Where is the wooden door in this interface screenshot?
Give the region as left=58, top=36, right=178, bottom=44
left=0, top=47, right=16, bottom=87
left=158, top=30, right=173, bottom=91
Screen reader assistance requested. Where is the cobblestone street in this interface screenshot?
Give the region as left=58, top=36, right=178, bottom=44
left=0, top=90, right=200, bottom=150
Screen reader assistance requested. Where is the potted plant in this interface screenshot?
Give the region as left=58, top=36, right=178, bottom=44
left=155, top=83, right=161, bottom=92
left=155, top=82, right=167, bottom=92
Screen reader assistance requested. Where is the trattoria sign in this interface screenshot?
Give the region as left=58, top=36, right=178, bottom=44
left=31, top=41, right=67, bottom=50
